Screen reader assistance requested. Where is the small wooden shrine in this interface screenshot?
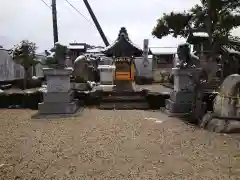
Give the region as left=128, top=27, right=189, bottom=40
left=102, top=27, right=143, bottom=90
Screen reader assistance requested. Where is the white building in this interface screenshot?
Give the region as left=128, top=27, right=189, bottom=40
left=0, top=47, right=46, bottom=81
left=0, top=47, right=24, bottom=81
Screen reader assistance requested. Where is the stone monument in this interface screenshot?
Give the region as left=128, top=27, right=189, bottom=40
left=165, top=43, right=202, bottom=116
left=38, top=43, right=78, bottom=114
left=213, top=74, right=240, bottom=119
left=200, top=74, right=240, bottom=133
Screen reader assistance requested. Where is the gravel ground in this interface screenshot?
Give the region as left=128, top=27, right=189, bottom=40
left=0, top=108, right=240, bottom=180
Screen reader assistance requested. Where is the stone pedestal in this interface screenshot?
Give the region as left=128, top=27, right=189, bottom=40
left=165, top=67, right=202, bottom=116
left=38, top=68, right=78, bottom=114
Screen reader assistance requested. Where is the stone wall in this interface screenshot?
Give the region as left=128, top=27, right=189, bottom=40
left=0, top=49, right=24, bottom=81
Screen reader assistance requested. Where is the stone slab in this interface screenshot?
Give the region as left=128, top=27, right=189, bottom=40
left=38, top=99, right=78, bottom=114
left=170, top=91, right=195, bottom=104
left=165, top=99, right=192, bottom=113
left=43, top=68, right=73, bottom=76
left=43, top=91, right=74, bottom=103
left=32, top=107, right=84, bottom=120
left=47, top=76, right=71, bottom=93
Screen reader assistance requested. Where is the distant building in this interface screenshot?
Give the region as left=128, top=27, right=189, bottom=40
left=187, top=32, right=210, bottom=61
left=68, top=43, right=89, bottom=62
left=86, top=46, right=105, bottom=55
left=220, top=46, right=240, bottom=77
left=187, top=32, right=222, bottom=88
left=150, top=47, right=177, bottom=82
left=0, top=47, right=24, bottom=81
left=151, top=47, right=177, bottom=67
left=0, top=47, right=47, bottom=81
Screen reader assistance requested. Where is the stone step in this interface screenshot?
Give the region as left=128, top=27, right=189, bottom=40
left=102, top=90, right=147, bottom=97
left=99, top=102, right=149, bottom=110
left=102, top=95, right=146, bottom=102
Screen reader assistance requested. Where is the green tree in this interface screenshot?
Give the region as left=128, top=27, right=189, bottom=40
left=152, top=0, right=240, bottom=60
left=12, top=40, right=39, bottom=89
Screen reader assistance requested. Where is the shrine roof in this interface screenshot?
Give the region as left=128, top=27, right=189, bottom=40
left=102, top=27, right=143, bottom=57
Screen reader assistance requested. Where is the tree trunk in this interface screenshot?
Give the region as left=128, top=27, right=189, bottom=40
left=32, top=65, right=36, bottom=76
left=23, top=68, right=29, bottom=90
left=206, top=0, right=215, bottom=63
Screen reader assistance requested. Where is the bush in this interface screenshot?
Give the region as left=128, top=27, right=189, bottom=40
left=0, top=89, right=43, bottom=109
left=11, top=78, right=43, bottom=89
left=0, top=92, right=9, bottom=108
left=27, top=78, right=43, bottom=89
left=146, top=92, right=170, bottom=109
left=6, top=91, right=25, bottom=108
left=23, top=90, right=43, bottom=109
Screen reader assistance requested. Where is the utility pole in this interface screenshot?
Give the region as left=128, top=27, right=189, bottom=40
left=83, top=0, right=109, bottom=47
left=52, top=0, right=59, bottom=45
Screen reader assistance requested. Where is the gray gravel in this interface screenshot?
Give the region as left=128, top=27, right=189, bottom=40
left=0, top=109, right=239, bottom=180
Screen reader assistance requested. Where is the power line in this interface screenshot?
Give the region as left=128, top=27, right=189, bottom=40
left=39, top=0, right=110, bottom=45
left=65, top=0, right=96, bottom=28
left=40, top=0, right=51, bottom=9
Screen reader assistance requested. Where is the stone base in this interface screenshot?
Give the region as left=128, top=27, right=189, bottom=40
left=201, top=112, right=240, bottom=133
left=38, top=99, right=78, bottom=114
left=43, top=91, right=74, bottom=103
left=170, top=91, right=194, bottom=104
left=162, top=108, right=189, bottom=117
left=165, top=99, right=192, bottom=114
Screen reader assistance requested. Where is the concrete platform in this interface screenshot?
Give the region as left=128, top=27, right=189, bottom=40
left=38, top=99, right=79, bottom=114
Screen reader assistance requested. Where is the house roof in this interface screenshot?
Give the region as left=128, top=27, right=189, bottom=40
left=192, top=32, right=209, bottom=38
left=149, top=47, right=177, bottom=55
left=86, top=47, right=105, bottom=53
left=102, top=27, right=143, bottom=57
left=68, top=45, right=85, bottom=50
left=221, top=46, right=240, bottom=56
left=187, top=32, right=209, bottom=44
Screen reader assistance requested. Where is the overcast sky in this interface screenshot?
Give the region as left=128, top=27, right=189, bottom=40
left=1, top=0, right=240, bottom=52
